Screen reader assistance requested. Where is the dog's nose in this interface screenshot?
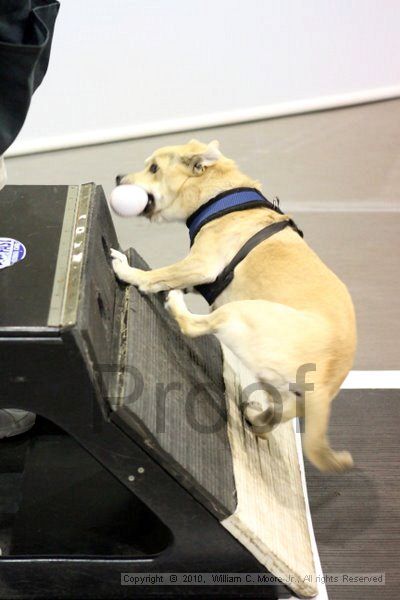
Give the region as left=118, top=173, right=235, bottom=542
left=115, top=174, right=127, bottom=186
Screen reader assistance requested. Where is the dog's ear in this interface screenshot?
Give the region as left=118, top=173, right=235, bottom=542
left=182, top=140, right=221, bottom=174
left=200, top=140, right=221, bottom=166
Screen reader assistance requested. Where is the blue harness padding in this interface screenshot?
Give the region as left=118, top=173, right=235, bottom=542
left=186, top=187, right=303, bottom=305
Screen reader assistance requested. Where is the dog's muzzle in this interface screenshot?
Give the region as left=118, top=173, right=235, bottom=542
left=115, top=174, right=126, bottom=186
left=142, top=193, right=155, bottom=217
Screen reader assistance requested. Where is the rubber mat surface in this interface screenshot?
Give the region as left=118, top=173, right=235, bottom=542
left=305, top=389, right=400, bottom=600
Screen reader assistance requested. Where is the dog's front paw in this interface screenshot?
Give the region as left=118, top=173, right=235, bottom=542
left=165, top=289, right=186, bottom=315
left=110, top=248, right=130, bottom=282
left=110, top=248, right=145, bottom=286
left=110, top=248, right=128, bottom=271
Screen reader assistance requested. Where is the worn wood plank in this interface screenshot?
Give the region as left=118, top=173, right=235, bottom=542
left=114, top=250, right=237, bottom=519
left=221, top=347, right=317, bottom=598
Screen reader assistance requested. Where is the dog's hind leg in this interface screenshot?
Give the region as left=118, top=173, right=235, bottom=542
left=166, top=290, right=353, bottom=473
left=244, top=388, right=305, bottom=435
left=302, top=385, right=353, bottom=472
left=164, top=290, right=223, bottom=336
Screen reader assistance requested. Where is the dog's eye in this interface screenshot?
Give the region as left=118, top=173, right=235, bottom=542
left=149, top=163, right=158, bottom=174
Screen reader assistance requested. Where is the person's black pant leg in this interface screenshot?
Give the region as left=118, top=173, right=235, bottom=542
left=0, top=0, right=60, bottom=155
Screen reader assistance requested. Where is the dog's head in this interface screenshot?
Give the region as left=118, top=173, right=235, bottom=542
left=116, top=139, right=232, bottom=222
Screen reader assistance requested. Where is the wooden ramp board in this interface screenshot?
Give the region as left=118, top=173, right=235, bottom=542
left=221, top=347, right=318, bottom=598
left=113, top=250, right=237, bottom=520
left=113, top=250, right=319, bottom=598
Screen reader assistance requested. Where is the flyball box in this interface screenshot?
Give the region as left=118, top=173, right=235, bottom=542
left=0, top=184, right=122, bottom=426
left=0, top=184, right=237, bottom=521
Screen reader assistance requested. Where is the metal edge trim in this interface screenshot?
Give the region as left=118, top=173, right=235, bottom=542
left=47, top=185, right=79, bottom=327
left=47, top=183, right=94, bottom=327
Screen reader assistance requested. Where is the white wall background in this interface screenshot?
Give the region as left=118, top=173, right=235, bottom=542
left=7, top=0, right=400, bottom=155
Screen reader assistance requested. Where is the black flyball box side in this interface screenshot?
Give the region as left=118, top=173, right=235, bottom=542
left=0, top=184, right=122, bottom=422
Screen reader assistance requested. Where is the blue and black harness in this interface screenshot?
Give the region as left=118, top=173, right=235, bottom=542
left=186, top=187, right=303, bottom=305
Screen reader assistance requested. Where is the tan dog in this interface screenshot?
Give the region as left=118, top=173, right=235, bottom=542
left=111, top=139, right=356, bottom=472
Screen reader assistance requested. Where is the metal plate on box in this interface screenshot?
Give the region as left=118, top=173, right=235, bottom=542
left=47, top=184, right=93, bottom=327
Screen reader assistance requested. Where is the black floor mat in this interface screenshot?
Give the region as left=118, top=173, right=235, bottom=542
left=0, top=431, right=30, bottom=555
left=305, top=389, right=400, bottom=600
left=0, top=417, right=169, bottom=557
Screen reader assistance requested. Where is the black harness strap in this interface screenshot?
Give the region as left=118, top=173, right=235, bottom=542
left=186, top=187, right=304, bottom=305
left=195, top=219, right=292, bottom=305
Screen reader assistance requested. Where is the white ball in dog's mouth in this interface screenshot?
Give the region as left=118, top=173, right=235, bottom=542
left=109, top=184, right=149, bottom=217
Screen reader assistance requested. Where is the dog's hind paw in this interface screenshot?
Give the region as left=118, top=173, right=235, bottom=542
left=306, top=447, right=354, bottom=473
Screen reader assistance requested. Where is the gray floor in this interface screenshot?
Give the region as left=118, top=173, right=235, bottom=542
left=306, top=388, right=400, bottom=600
left=5, top=98, right=400, bottom=369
